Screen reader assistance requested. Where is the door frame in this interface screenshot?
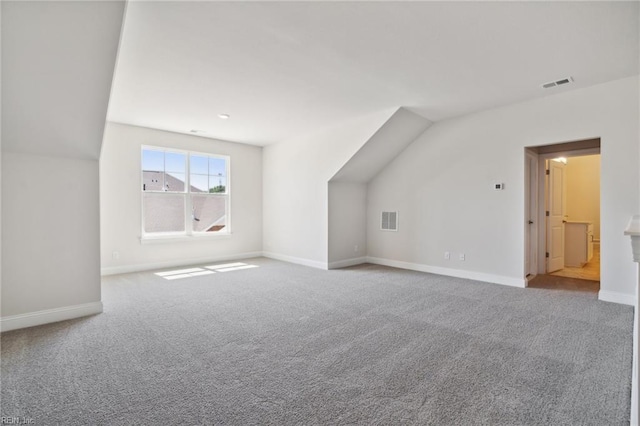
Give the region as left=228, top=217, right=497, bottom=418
left=524, top=149, right=539, bottom=279
left=525, top=145, right=601, bottom=281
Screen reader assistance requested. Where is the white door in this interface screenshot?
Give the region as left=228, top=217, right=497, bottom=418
left=547, top=160, right=567, bottom=272
left=525, top=152, right=538, bottom=277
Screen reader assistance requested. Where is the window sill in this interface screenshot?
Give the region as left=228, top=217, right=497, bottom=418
left=140, top=232, right=232, bottom=244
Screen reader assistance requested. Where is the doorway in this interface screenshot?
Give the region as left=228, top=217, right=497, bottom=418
left=546, top=154, right=600, bottom=282
left=524, top=139, right=601, bottom=292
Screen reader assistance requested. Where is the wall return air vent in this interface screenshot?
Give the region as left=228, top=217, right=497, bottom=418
left=381, top=211, right=398, bottom=231
left=541, top=76, right=574, bottom=89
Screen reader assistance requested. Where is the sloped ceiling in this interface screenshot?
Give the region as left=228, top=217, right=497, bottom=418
left=2, top=1, right=125, bottom=160
left=331, top=108, right=432, bottom=184
left=108, top=1, right=639, bottom=146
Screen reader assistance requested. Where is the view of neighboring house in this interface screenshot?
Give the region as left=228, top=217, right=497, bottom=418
left=142, top=170, right=188, bottom=192
left=142, top=170, right=226, bottom=233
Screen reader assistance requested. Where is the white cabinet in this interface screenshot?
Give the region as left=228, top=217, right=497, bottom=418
left=564, top=221, right=594, bottom=267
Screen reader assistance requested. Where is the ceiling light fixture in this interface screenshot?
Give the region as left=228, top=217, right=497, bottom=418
left=218, top=113, right=230, bottom=120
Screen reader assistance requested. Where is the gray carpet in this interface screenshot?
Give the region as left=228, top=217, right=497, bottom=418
left=1, top=258, right=634, bottom=425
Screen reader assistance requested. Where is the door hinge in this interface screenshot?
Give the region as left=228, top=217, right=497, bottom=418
left=545, top=252, right=549, bottom=258
left=546, top=169, right=550, bottom=175
left=546, top=211, right=549, bottom=217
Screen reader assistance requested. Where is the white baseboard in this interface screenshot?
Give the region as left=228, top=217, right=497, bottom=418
left=328, top=257, right=367, bottom=269
left=632, top=294, right=638, bottom=426
left=262, top=252, right=328, bottom=270
left=365, top=256, right=527, bottom=288
left=1, top=302, right=103, bottom=332
left=101, top=251, right=263, bottom=276
left=598, top=290, right=635, bottom=306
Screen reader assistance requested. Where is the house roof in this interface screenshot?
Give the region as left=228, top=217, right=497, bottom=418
left=142, top=171, right=225, bottom=233
left=108, top=1, right=639, bottom=146
left=143, top=170, right=192, bottom=192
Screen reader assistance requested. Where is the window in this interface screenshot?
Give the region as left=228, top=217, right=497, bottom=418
left=141, top=147, right=230, bottom=237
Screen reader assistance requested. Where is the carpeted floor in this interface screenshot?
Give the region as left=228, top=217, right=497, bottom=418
left=1, top=258, right=634, bottom=425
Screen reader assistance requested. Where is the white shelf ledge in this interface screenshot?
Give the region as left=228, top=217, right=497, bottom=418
left=624, top=215, right=640, bottom=262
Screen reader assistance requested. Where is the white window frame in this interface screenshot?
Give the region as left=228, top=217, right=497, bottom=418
left=140, top=145, right=231, bottom=241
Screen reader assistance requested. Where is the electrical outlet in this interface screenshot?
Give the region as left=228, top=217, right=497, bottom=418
left=444, top=251, right=450, bottom=260
left=112, top=251, right=120, bottom=260
left=354, top=245, right=359, bottom=252
left=459, top=253, right=465, bottom=261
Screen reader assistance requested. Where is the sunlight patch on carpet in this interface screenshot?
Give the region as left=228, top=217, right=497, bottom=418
left=215, top=265, right=259, bottom=272
left=155, top=262, right=259, bottom=280
left=155, top=268, right=215, bottom=280
left=205, top=262, right=259, bottom=272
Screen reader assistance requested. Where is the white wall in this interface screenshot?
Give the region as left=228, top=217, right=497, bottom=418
left=2, top=153, right=101, bottom=317
left=565, top=154, right=600, bottom=240
left=328, top=182, right=367, bottom=267
left=1, top=1, right=124, bottom=330
left=0, top=2, right=3, bottom=315
left=100, top=123, right=263, bottom=274
left=367, top=76, right=639, bottom=301
left=327, top=108, right=431, bottom=268
left=263, top=109, right=395, bottom=268
left=636, top=49, right=640, bottom=422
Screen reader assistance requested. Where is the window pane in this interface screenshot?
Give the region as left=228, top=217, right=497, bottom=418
left=143, top=194, right=185, bottom=233
left=142, top=149, right=163, bottom=172
left=142, top=171, right=165, bottom=192
left=190, top=155, right=208, bottom=175
left=165, top=173, right=185, bottom=192
left=165, top=152, right=186, bottom=173
left=209, top=157, right=226, bottom=177
left=190, top=174, right=208, bottom=192
left=209, top=176, right=227, bottom=193
left=192, top=195, right=226, bottom=232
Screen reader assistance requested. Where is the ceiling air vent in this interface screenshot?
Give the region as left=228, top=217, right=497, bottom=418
left=381, top=211, right=398, bottom=232
left=541, top=76, right=574, bottom=89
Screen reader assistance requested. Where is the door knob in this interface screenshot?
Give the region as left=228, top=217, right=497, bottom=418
left=528, top=220, right=534, bottom=224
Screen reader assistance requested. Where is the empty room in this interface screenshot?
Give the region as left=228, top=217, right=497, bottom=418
left=2, top=1, right=640, bottom=425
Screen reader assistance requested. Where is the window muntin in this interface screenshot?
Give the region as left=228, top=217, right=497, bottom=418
left=142, top=150, right=186, bottom=192
left=141, top=147, right=229, bottom=237
left=190, top=155, right=227, bottom=194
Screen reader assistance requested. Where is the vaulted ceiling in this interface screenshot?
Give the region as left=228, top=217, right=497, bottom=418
left=3, top=1, right=124, bottom=159
left=107, top=1, right=639, bottom=146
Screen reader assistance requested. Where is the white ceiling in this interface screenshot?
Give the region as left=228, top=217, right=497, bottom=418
left=107, top=1, right=639, bottom=146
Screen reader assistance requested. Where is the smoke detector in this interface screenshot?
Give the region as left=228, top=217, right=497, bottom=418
left=541, top=76, right=574, bottom=89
